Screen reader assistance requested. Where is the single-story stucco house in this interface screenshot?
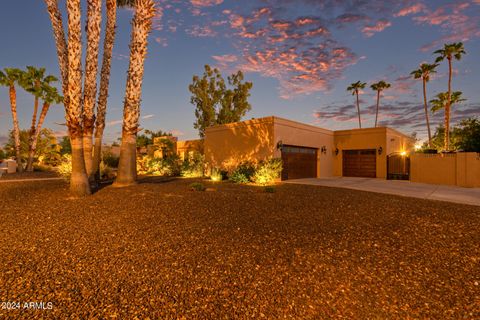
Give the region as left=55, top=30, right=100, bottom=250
left=200, top=116, right=414, bottom=180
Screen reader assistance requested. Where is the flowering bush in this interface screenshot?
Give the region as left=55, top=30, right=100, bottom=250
left=252, top=158, right=283, bottom=185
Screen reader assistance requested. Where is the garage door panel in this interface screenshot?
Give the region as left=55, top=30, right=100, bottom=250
left=281, top=146, right=317, bottom=180
left=342, top=149, right=376, bottom=178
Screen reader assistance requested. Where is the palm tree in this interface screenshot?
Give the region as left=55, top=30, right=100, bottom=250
left=347, top=81, right=366, bottom=128
left=430, top=91, right=466, bottom=151
left=115, top=0, right=156, bottom=186
left=410, top=63, right=438, bottom=148
left=29, top=87, right=63, bottom=167
left=20, top=67, right=59, bottom=171
left=82, top=0, right=103, bottom=179
left=92, top=0, right=119, bottom=181
left=0, top=68, right=25, bottom=172
left=370, top=80, right=391, bottom=127
left=434, top=42, right=466, bottom=150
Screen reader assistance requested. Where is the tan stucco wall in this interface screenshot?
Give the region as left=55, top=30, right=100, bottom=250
left=386, top=128, right=415, bottom=156
left=204, top=117, right=275, bottom=171
left=273, top=117, right=334, bottom=177
left=411, top=152, right=480, bottom=187
left=176, top=139, right=204, bottom=160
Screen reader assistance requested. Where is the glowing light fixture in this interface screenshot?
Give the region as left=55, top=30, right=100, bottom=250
left=400, top=151, right=407, bottom=157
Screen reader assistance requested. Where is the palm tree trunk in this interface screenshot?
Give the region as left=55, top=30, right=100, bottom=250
left=422, top=78, right=432, bottom=148
left=83, top=0, right=102, bottom=179
left=44, top=0, right=69, bottom=108
left=375, top=90, right=380, bottom=127
left=26, top=95, right=39, bottom=171
left=356, top=91, right=362, bottom=128
left=9, top=85, right=23, bottom=173
left=445, top=57, right=452, bottom=151
left=27, top=102, right=50, bottom=171
left=92, top=0, right=117, bottom=181
left=66, top=0, right=90, bottom=196
left=115, top=0, right=155, bottom=186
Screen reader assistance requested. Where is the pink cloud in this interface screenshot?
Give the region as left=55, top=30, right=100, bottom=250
left=190, top=0, right=223, bottom=7
left=394, top=3, right=426, bottom=17
left=362, top=20, right=392, bottom=37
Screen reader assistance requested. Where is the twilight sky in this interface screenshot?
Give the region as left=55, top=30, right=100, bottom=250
left=0, top=0, right=479, bottom=145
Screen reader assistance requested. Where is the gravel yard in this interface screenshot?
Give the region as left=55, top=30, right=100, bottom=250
left=0, top=177, right=478, bottom=319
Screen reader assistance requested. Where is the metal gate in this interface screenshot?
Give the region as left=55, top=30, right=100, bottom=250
left=387, top=154, right=410, bottom=180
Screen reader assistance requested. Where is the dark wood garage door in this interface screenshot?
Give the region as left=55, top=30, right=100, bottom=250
left=342, top=149, right=376, bottom=178
left=281, top=146, right=317, bottom=180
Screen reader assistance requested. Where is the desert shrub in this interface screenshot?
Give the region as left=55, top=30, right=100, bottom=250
left=253, top=158, right=283, bottom=185
left=137, top=155, right=181, bottom=176
left=229, top=161, right=256, bottom=183
left=57, top=154, right=72, bottom=180
left=190, top=182, right=206, bottom=191
left=181, top=153, right=204, bottom=178
left=103, top=151, right=119, bottom=168
left=264, top=186, right=276, bottom=193
left=210, top=168, right=223, bottom=181
left=100, top=161, right=116, bottom=179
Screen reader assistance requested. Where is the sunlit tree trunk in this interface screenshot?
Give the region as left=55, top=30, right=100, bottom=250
left=26, top=87, right=39, bottom=171
left=83, top=0, right=102, bottom=179
left=8, top=85, right=23, bottom=173
left=28, top=102, right=50, bottom=170
left=422, top=78, right=432, bottom=148
left=92, top=0, right=117, bottom=181
left=115, top=0, right=155, bottom=186
left=356, top=90, right=361, bottom=129
left=66, top=0, right=90, bottom=196
left=445, top=57, right=452, bottom=151
left=374, top=90, right=380, bottom=127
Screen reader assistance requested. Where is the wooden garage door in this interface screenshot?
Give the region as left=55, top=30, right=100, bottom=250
left=281, top=146, right=317, bottom=180
left=342, top=149, right=376, bottom=178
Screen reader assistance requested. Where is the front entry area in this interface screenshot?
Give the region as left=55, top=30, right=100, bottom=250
left=281, top=145, right=317, bottom=180
left=342, top=149, right=376, bottom=178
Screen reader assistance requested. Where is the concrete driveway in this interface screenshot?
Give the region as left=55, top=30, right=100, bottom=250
left=285, top=177, right=480, bottom=206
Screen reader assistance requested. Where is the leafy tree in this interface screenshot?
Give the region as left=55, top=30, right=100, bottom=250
left=430, top=91, right=466, bottom=113
left=0, top=149, right=5, bottom=160
left=5, top=129, right=58, bottom=161
left=410, top=63, right=438, bottom=147
left=347, top=81, right=366, bottom=128
left=59, top=136, right=72, bottom=155
left=452, top=118, right=480, bottom=152
left=136, top=129, right=172, bottom=148
left=189, top=65, right=253, bottom=138
left=370, top=80, right=391, bottom=127
left=434, top=42, right=466, bottom=150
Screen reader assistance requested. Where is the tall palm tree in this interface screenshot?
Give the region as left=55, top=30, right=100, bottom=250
left=410, top=63, right=438, bottom=148
left=29, top=86, right=63, bottom=167
left=0, top=68, right=25, bottom=172
left=115, top=0, right=156, bottom=186
left=370, top=80, right=391, bottom=127
left=92, top=0, right=119, bottom=181
left=20, top=67, right=59, bottom=171
left=83, top=0, right=103, bottom=179
left=347, top=81, right=366, bottom=129
left=434, top=42, right=466, bottom=150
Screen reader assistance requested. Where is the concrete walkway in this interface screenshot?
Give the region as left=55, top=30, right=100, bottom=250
left=285, top=177, right=480, bottom=206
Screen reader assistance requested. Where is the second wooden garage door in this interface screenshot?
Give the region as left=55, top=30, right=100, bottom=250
left=281, top=146, right=317, bottom=180
left=342, top=149, right=376, bottom=178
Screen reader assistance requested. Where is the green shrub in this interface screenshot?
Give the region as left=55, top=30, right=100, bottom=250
left=100, top=161, right=116, bottom=179
left=190, top=182, right=206, bottom=191
left=181, top=154, right=204, bottom=178
left=56, top=154, right=72, bottom=180
left=210, top=168, right=223, bottom=181
left=229, top=161, right=256, bottom=184
left=253, top=158, right=283, bottom=185
left=103, top=151, right=120, bottom=168
left=137, top=155, right=181, bottom=176
left=264, top=186, right=276, bottom=193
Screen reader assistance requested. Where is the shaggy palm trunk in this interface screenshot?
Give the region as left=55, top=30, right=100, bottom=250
left=356, top=90, right=362, bottom=128
left=26, top=94, right=40, bottom=171
left=9, top=85, right=23, bottom=173
left=92, top=0, right=117, bottom=181
left=83, top=0, right=102, bottom=179
left=66, top=0, right=90, bottom=196
left=374, top=90, right=380, bottom=127
left=422, top=78, right=432, bottom=148
left=115, top=0, right=155, bottom=186
left=28, top=103, right=50, bottom=170
left=445, top=57, right=452, bottom=151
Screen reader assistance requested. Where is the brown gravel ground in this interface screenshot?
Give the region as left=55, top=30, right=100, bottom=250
left=0, top=171, right=60, bottom=181
left=0, top=177, right=479, bottom=319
